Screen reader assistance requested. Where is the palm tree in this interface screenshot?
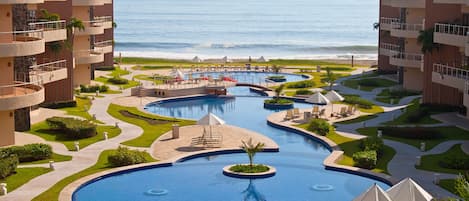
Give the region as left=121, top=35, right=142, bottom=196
left=240, top=138, right=265, bottom=168
left=274, top=84, right=285, bottom=99
left=324, top=67, right=337, bottom=90
left=417, top=28, right=439, bottom=54
left=48, top=41, right=63, bottom=59
left=40, top=9, right=60, bottom=21
left=272, top=65, right=282, bottom=73
left=67, top=17, right=85, bottom=33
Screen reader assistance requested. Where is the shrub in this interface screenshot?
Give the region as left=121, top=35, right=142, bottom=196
left=406, top=109, right=429, bottom=123
left=46, top=117, right=97, bottom=139
left=295, top=89, right=313, bottom=95
left=108, top=77, right=129, bottom=85
left=388, top=89, right=420, bottom=98
left=0, top=154, right=18, bottom=179
left=343, top=96, right=373, bottom=109
left=357, top=79, right=381, bottom=87
left=307, top=119, right=330, bottom=136
left=1, top=144, right=52, bottom=162
left=286, top=80, right=314, bottom=89
left=40, top=100, right=77, bottom=109
left=440, top=157, right=469, bottom=170
left=353, top=150, right=377, bottom=169
left=108, top=147, right=148, bottom=167
left=94, top=66, right=116, bottom=71
left=264, top=98, right=293, bottom=105
left=379, top=127, right=443, bottom=140
left=80, top=85, right=109, bottom=93
left=360, top=137, right=384, bottom=156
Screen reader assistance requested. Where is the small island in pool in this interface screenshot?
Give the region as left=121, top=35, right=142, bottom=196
left=266, top=75, right=286, bottom=82
left=263, top=84, right=294, bottom=109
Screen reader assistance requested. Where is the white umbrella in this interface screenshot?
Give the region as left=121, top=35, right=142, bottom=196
left=192, top=56, right=203, bottom=63
left=353, top=184, right=393, bottom=201
left=386, top=178, right=433, bottom=201
left=222, top=56, right=231, bottom=63
left=305, top=92, right=330, bottom=105
left=176, top=69, right=184, bottom=79
left=197, top=113, right=225, bottom=137
left=257, top=56, right=267, bottom=62
left=325, top=90, right=344, bottom=113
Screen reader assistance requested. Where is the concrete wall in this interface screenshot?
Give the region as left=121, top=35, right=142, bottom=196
left=74, top=64, right=91, bottom=86
left=94, top=1, right=114, bottom=68
left=0, top=111, right=15, bottom=146
left=403, top=67, right=423, bottom=90
left=378, top=4, right=400, bottom=72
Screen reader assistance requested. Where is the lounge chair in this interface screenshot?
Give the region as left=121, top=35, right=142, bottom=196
left=284, top=110, right=294, bottom=120
left=312, top=106, right=319, bottom=116
left=319, top=108, right=326, bottom=118
left=339, top=107, right=348, bottom=117
left=293, top=108, right=300, bottom=118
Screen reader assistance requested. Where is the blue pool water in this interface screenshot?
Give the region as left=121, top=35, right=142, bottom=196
left=73, top=94, right=388, bottom=201
left=187, top=71, right=307, bottom=84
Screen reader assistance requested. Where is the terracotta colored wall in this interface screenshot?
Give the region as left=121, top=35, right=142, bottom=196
left=95, top=1, right=114, bottom=67
left=423, top=0, right=462, bottom=105
left=403, top=67, right=423, bottom=91
left=0, top=111, right=15, bottom=146
left=378, top=4, right=400, bottom=72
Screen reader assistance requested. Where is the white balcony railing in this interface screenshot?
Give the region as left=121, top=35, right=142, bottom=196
left=28, top=20, right=66, bottom=31
left=380, top=17, right=400, bottom=30
left=94, top=40, right=112, bottom=47
left=380, top=43, right=400, bottom=56
left=94, top=16, right=112, bottom=23
left=0, top=29, right=45, bottom=57
left=433, top=64, right=469, bottom=81
left=391, top=22, right=424, bottom=32
left=391, top=51, right=423, bottom=61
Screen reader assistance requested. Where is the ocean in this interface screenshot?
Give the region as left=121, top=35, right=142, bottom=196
left=114, top=0, right=379, bottom=60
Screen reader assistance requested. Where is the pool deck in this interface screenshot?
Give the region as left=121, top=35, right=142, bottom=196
left=151, top=124, right=278, bottom=161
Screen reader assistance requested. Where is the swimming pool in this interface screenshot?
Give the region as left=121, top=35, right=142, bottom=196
left=187, top=71, right=307, bottom=84
left=73, top=94, right=388, bottom=201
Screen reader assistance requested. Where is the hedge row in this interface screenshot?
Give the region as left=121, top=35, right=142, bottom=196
left=108, top=77, right=129, bottom=85
left=343, top=96, right=373, bottom=109
left=0, top=154, right=18, bottom=179
left=295, top=89, right=313, bottom=95
left=307, top=119, right=330, bottom=136
left=379, top=127, right=442, bottom=140
left=0, top=143, right=52, bottom=163
left=108, top=147, right=148, bottom=167
left=46, top=117, right=97, bottom=139
left=80, top=85, right=109, bottom=93
left=40, top=100, right=77, bottom=109
left=440, top=157, right=469, bottom=170
left=286, top=80, right=314, bottom=89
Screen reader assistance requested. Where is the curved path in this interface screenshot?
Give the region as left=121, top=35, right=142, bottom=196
left=0, top=90, right=145, bottom=201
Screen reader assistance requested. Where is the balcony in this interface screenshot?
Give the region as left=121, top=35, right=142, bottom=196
left=29, top=20, right=67, bottom=43
left=0, top=30, right=45, bottom=57
left=380, top=43, right=400, bottom=57
left=74, top=20, right=104, bottom=36
left=433, top=0, right=469, bottom=5
left=382, top=0, right=426, bottom=8
left=0, top=0, right=44, bottom=4
left=72, top=0, right=107, bottom=6
left=432, top=64, right=469, bottom=91
left=74, top=49, right=104, bottom=65
left=94, top=16, right=113, bottom=29
left=27, top=60, right=68, bottom=84
left=380, top=17, right=399, bottom=31
left=434, top=23, right=468, bottom=48
left=94, top=40, right=113, bottom=54
left=389, top=51, right=423, bottom=69
left=0, top=81, right=44, bottom=111
left=390, top=22, right=423, bottom=38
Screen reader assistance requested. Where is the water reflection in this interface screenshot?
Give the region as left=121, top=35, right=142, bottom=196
left=243, top=180, right=266, bottom=201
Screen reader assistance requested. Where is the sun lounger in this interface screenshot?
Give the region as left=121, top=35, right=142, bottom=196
left=339, top=107, right=348, bottom=117
left=293, top=108, right=300, bottom=118
left=284, top=110, right=294, bottom=120
left=319, top=109, right=325, bottom=117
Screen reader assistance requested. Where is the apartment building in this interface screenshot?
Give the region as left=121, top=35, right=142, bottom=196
left=379, top=0, right=469, bottom=119
left=0, top=0, right=113, bottom=146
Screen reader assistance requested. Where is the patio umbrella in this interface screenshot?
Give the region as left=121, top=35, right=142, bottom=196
left=222, top=56, right=231, bottom=63
left=197, top=113, right=225, bottom=137
left=353, top=184, right=393, bottom=201
left=192, top=56, right=203, bottom=63
left=305, top=92, right=330, bottom=105
left=257, top=56, right=267, bottom=62
left=325, top=90, right=344, bottom=113
left=386, top=178, right=433, bottom=201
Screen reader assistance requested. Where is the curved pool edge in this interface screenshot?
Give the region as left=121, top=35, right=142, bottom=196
left=265, top=113, right=397, bottom=186
left=62, top=147, right=280, bottom=201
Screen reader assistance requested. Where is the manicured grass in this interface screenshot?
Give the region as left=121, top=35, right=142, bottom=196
left=291, top=72, right=348, bottom=89
left=0, top=167, right=52, bottom=194
left=384, top=99, right=441, bottom=125
left=357, top=127, right=469, bottom=151
left=229, top=164, right=270, bottom=173
left=296, top=123, right=395, bottom=174
left=375, top=89, right=420, bottom=104
left=133, top=74, right=169, bottom=85
left=335, top=114, right=378, bottom=124
left=107, top=104, right=195, bottom=147
left=438, top=179, right=458, bottom=195
left=20, top=153, right=72, bottom=165
left=94, top=76, right=140, bottom=89
left=105, top=66, right=130, bottom=77
left=343, top=78, right=397, bottom=92
left=29, top=122, right=121, bottom=151
left=59, top=97, right=103, bottom=124
left=132, top=65, right=175, bottom=70
left=32, top=149, right=156, bottom=201
left=358, top=105, right=384, bottom=114
left=416, top=144, right=469, bottom=174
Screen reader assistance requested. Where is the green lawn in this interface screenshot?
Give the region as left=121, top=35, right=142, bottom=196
left=32, top=149, right=156, bottom=201
left=375, top=89, right=420, bottom=104
left=59, top=97, right=103, bottom=124
left=0, top=167, right=52, bottom=195
left=107, top=104, right=195, bottom=147
left=29, top=122, right=121, bottom=151
left=94, top=76, right=140, bottom=89
left=438, top=179, right=458, bottom=195
left=132, top=65, right=175, bottom=70
left=343, top=78, right=397, bottom=92
left=105, top=66, right=130, bottom=77
left=357, top=127, right=469, bottom=151
left=20, top=153, right=72, bottom=165
left=384, top=99, right=442, bottom=125
left=296, top=123, right=395, bottom=174
left=335, top=114, right=378, bottom=124
left=133, top=74, right=170, bottom=85
left=416, top=144, right=469, bottom=174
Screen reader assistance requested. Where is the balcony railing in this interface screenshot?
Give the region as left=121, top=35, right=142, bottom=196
left=74, top=49, right=104, bottom=64
left=28, top=20, right=66, bottom=31
left=433, top=64, right=469, bottom=81
left=74, top=20, right=104, bottom=35
left=380, top=17, right=400, bottom=31
left=94, top=40, right=112, bottom=47
left=391, top=51, right=423, bottom=61
left=0, top=29, right=45, bottom=57
left=391, top=22, right=424, bottom=32
left=94, top=16, right=112, bottom=23
left=380, top=43, right=400, bottom=56
left=0, top=80, right=44, bottom=111
left=434, top=0, right=469, bottom=5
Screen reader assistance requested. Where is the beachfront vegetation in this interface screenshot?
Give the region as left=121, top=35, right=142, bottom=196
left=416, top=144, right=469, bottom=174
left=357, top=127, right=469, bottom=151
left=343, top=78, right=396, bottom=92
left=32, top=149, right=156, bottom=201
left=235, top=138, right=266, bottom=173
left=29, top=121, right=121, bottom=151
left=108, top=146, right=149, bottom=167
left=324, top=67, right=338, bottom=90
left=107, top=104, right=194, bottom=147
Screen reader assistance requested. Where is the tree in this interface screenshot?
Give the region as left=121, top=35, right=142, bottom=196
left=67, top=17, right=85, bottom=32
left=455, top=173, right=469, bottom=201
left=40, top=9, right=60, bottom=21
left=48, top=41, right=63, bottom=59
left=272, top=65, right=282, bottom=73
left=324, top=67, right=337, bottom=90
left=417, top=28, right=439, bottom=54
left=274, top=84, right=285, bottom=99
left=240, top=138, right=265, bottom=168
